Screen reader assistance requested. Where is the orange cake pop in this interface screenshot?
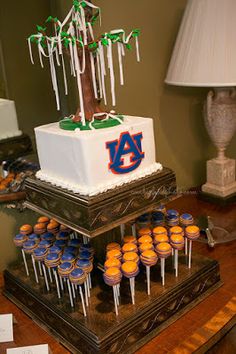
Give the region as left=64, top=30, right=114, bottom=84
left=155, top=242, right=172, bottom=286
left=121, top=242, right=138, bottom=254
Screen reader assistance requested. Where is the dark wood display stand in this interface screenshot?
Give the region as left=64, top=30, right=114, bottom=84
left=0, top=134, right=32, bottom=163
left=24, top=168, right=176, bottom=237
left=4, top=168, right=222, bottom=353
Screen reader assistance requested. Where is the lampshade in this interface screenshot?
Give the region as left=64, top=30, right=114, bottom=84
left=165, top=0, right=236, bottom=87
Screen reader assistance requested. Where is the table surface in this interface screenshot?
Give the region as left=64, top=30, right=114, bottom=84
left=1, top=193, right=236, bottom=354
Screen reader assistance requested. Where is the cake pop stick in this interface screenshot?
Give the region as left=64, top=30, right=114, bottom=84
left=42, top=263, right=50, bottom=291
left=31, top=254, right=39, bottom=283
left=170, top=234, right=185, bottom=277
left=76, top=258, right=93, bottom=301
left=23, top=240, right=38, bottom=281
left=155, top=242, right=172, bottom=286
left=180, top=213, right=194, bottom=255
left=53, top=268, right=61, bottom=299
left=132, top=223, right=136, bottom=238
left=121, top=261, right=139, bottom=305
left=33, top=247, right=49, bottom=286
left=185, top=226, right=200, bottom=268
left=21, top=249, right=29, bottom=276
left=169, top=226, right=185, bottom=275
left=13, top=234, right=29, bottom=276
left=120, top=224, right=125, bottom=241
left=45, top=253, right=61, bottom=298
left=69, top=267, right=88, bottom=316
left=38, top=260, right=43, bottom=276
left=140, top=250, right=158, bottom=295
left=103, top=267, right=122, bottom=316
left=58, top=262, right=74, bottom=307
left=67, top=279, right=74, bottom=307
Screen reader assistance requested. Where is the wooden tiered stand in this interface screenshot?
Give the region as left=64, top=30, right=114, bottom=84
left=3, top=168, right=222, bottom=353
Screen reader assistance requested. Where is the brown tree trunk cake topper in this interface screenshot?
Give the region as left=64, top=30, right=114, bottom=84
left=28, top=1, right=140, bottom=129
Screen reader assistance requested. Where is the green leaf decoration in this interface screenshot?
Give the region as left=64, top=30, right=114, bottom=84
left=40, top=36, right=47, bottom=48
left=46, top=16, right=53, bottom=23
left=91, top=10, right=99, bottom=26
left=36, top=25, right=47, bottom=32
left=132, top=29, right=140, bottom=37
left=61, top=31, right=69, bottom=38
left=29, top=35, right=36, bottom=43
left=126, top=43, right=132, bottom=50
left=63, top=38, right=70, bottom=48
left=73, top=0, right=80, bottom=11
left=101, top=38, right=109, bottom=46
left=88, top=42, right=98, bottom=49
left=81, top=1, right=87, bottom=8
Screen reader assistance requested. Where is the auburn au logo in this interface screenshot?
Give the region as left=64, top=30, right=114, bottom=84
left=106, top=131, right=145, bottom=174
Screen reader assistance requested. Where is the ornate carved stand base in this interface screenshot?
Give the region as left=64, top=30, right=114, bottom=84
left=24, top=168, right=176, bottom=237
left=4, top=255, right=221, bottom=354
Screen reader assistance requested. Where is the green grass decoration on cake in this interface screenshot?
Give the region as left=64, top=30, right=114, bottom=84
left=28, top=1, right=140, bottom=130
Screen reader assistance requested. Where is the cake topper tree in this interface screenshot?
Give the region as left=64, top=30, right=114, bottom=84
left=28, top=0, right=140, bottom=129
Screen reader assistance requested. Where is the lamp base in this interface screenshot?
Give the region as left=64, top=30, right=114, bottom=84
left=202, top=158, right=236, bottom=197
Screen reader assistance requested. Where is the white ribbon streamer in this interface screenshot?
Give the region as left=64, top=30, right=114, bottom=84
left=73, top=44, right=86, bottom=125
left=90, top=52, right=98, bottom=99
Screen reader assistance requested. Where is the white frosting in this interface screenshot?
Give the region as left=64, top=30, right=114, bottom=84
left=36, top=162, right=162, bottom=196
left=35, top=115, right=162, bottom=196
left=0, top=99, right=22, bottom=140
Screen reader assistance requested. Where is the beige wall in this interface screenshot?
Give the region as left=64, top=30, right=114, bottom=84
left=0, top=1, right=235, bottom=270
left=0, top=1, right=59, bottom=138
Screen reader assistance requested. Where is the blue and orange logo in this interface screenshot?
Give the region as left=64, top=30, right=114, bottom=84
left=106, top=131, right=145, bottom=174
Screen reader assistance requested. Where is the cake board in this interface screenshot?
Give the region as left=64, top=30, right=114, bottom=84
left=4, top=253, right=221, bottom=354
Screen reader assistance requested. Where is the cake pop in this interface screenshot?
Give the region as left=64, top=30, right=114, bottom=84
left=140, top=250, right=158, bottom=295
left=152, top=226, right=168, bottom=237
left=76, top=259, right=93, bottom=304
left=37, top=216, right=50, bottom=225
left=153, top=234, right=169, bottom=245
left=185, top=225, right=200, bottom=268
left=106, top=249, right=122, bottom=261
left=58, top=262, right=74, bottom=307
left=155, top=242, right=172, bottom=286
left=180, top=213, right=194, bottom=255
left=138, top=235, right=152, bottom=245
left=34, top=223, right=47, bottom=235
left=121, top=261, right=139, bottom=305
left=122, top=252, right=139, bottom=264
left=170, top=234, right=185, bottom=277
left=20, top=224, right=33, bottom=236
left=106, top=242, right=121, bottom=252
left=104, top=258, right=121, bottom=270
left=13, top=234, right=29, bottom=276
left=151, top=211, right=165, bottom=227
left=103, top=267, right=122, bottom=316
left=166, top=209, right=179, bottom=227
left=69, top=268, right=87, bottom=316
left=33, top=247, right=48, bottom=282
left=23, top=240, right=38, bottom=283
left=123, top=235, right=137, bottom=244
left=45, top=253, right=61, bottom=298
left=121, top=242, right=138, bottom=254
left=139, top=242, right=154, bottom=253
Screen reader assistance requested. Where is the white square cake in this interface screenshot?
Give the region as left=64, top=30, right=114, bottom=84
left=35, top=115, right=162, bottom=196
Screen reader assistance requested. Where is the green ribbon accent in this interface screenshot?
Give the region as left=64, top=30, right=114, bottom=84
left=36, top=25, right=47, bottom=32
left=63, top=38, right=70, bottom=48
left=91, top=10, right=99, bottom=26
left=101, top=38, right=109, bottom=46
left=88, top=42, right=98, bottom=49
left=132, top=29, right=140, bottom=37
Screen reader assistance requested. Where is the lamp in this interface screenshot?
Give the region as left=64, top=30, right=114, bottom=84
left=165, top=0, right=236, bottom=200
